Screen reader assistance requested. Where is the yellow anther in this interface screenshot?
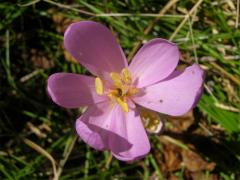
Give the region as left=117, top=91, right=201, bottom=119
left=127, top=87, right=139, bottom=96
left=110, top=72, right=122, bottom=87
left=116, top=97, right=129, bottom=112
left=121, top=68, right=132, bottom=83
left=110, top=72, right=120, bottom=81
left=108, top=89, right=120, bottom=98
left=107, top=69, right=137, bottom=113
left=95, top=77, right=104, bottom=95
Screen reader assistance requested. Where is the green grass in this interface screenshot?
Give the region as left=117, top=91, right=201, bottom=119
left=1, top=0, right=240, bottom=179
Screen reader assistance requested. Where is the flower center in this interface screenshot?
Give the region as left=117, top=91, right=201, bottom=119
left=95, top=68, right=138, bottom=113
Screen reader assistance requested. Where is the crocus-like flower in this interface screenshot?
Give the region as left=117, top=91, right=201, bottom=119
left=47, top=21, right=204, bottom=161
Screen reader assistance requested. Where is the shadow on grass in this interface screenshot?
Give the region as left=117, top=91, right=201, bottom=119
left=164, top=130, right=240, bottom=174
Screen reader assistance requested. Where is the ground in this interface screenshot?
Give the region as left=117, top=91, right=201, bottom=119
left=1, top=0, right=240, bottom=179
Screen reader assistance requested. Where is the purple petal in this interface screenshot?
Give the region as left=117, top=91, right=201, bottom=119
left=75, top=102, right=131, bottom=151
left=64, top=21, right=127, bottom=78
left=110, top=104, right=151, bottom=161
left=133, top=64, right=204, bottom=116
left=76, top=101, right=150, bottom=161
left=129, top=38, right=180, bottom=88
left=47, top=73, right=107, bottom=108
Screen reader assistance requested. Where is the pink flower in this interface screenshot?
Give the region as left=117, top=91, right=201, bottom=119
left=47, top=21, right=204, bottom=161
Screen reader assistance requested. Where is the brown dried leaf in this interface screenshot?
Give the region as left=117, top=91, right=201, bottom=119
left=31, top=49, right=54, bottom=69
left=168, top=175, right=180, bottom=180
left=48, top=8, right=77, bottom=33
left=180, top=52, right=192, bottom=64
left=166, top=111, right=194, bottom=133
left=27, top=122, right=47, bottom=139
left=190, top=172, right=219, bottom=180
left=159, top=135, right=216, bottom=174
left=222, top=78, right=239, bottom=103
left=160, top=138, right=182, bottom=172
left=181, top=148, right=216, bottom=172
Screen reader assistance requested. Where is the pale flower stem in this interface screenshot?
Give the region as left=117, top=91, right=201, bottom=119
left=96, top=13, right=185, bottom=17
left=53, top=135, right=78, bottom=180
left=210, top=62, right=240, bottom=86
left=204, top=83, right=218, bottom=103
left=188, top=17, right=199, bottom=64
left=169, top=0, right=204, bottom=41
left=161, top=135, right=189, bottom=150
left=42, top=0, right=94, bottom=16
left=105, top=153, right=113, bottom=169
left=23, top=138, right=57, bottom=179
left=214, top=102, right=240, bottom=113
left=236, top=0, right=239, bottom=28
left=17, top=0, right=40, bottom=7
left=148, top=154, right=164, bottom=180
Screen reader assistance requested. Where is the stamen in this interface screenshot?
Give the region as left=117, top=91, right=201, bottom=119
left=108, top=68, right=138, bottom=113
left=116, top=97, right=129, bottom=112
left=108, top=89, right=120, bottom=98
left=110, top=72, right=122, bottom=87
left=127, top=87, right=139, bottom=96
left=95, top=77, right=104, bottom=95
left=121, top=68, right=132, bottom=84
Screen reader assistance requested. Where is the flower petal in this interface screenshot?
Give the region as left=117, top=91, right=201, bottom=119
left=75, top=102, right=131, bottom=151
left=110, top=103, right=151, bottom=161
left=47, top=73, right=107, bottom=108
left=76, top=102, right=150, bottom=161
left=129, top=38, right=180, bottom=88
left=133, top=64, right=204, bottom=116
left=64, top=21, right=127, bottom=77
